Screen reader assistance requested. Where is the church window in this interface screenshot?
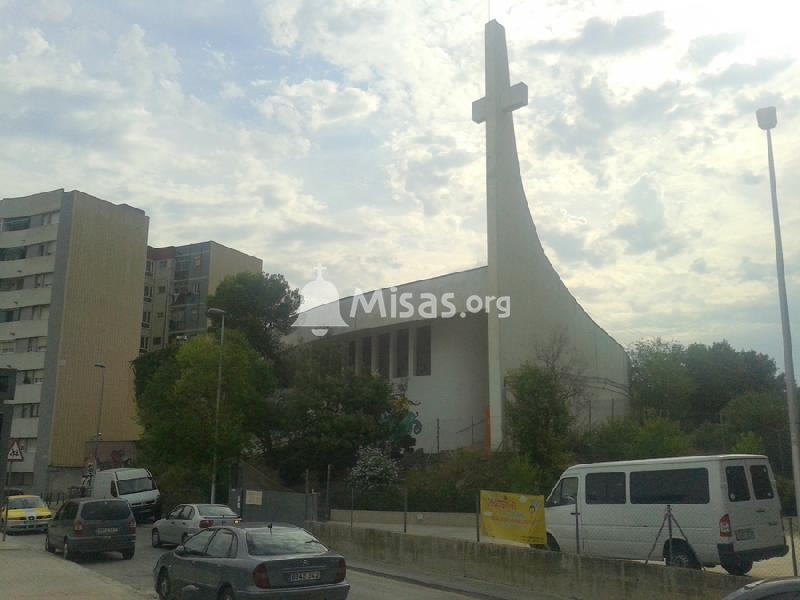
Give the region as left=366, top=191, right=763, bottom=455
left=415, top=325, right=431, bottom=376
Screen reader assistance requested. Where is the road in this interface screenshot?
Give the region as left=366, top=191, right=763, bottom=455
left=7, top=526, right=490, bottom=600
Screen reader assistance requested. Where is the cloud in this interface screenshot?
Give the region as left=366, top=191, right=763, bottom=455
left=739, top=256, right=772, bottom=282
left=699, top=58, right=794, bottom=91
left=534, top=12, right=670, bottom=55
left=221, top=81, right=245, bottom=99
left=691, top=258, right=708, bottom=274
left=610, top=175, right=688, bottom=258
left=684, top=32, right=745, bottom=67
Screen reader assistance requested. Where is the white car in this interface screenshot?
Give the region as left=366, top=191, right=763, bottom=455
left=151, top=504, right=241, bottom=547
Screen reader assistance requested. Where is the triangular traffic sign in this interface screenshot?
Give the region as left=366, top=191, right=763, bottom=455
left=7, top=440, right=23, bottom=462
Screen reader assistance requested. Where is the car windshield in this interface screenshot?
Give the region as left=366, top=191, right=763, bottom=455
left=81, top=501, right=131, bottom=520
left=246, top=529, right=327, bottom=556
left=197, top=504, right=237, bottom=517
left=116, top=476, right=155, bottom=495
left=8, top=497, right=45, bottom=509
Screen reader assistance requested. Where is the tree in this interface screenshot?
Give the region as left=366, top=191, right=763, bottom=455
left=577, top=418, right=692, bottom=463
left=132, top=332, right=277, bottom=502
left=629, top=339, right=695, bottom=424
left=505, top=362, right=574, bottom=486
left=208, top=272, right=301, bottom=367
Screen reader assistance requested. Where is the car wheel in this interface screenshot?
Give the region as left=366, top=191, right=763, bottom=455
left=121, top=548, right=135, bottom=560
left=721, top=556, right=753, bottom=576
left=63, top=538, right=80, bottom=562
left=218, top=586, right=236, bottom=600
left=45, top=535, right=55, bottom=553
left=156, top=569, right=171, bottom=600
left=152, top=528, right=162, bottom=548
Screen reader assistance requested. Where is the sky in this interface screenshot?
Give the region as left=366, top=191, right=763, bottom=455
left=1, top=0, right=800, bottom=370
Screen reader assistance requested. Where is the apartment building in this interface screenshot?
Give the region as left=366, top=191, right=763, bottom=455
left=0, top=189, right=148, bottom=492
left=140, top=241, right=262, bottom=352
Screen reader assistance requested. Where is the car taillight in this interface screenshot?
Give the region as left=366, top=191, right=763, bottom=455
left=720, top=514, right=732, bottom=538
left=199, top=519, right=213, bottom=528
left=127, top=517, right=136, bottom=534
left=73, top=519, right=84, bottom=535
left=253, top=563, right=271, bottom=589
left=233, top=518, right=241, bottom=525
left=334, top=558, right=346, bottom=583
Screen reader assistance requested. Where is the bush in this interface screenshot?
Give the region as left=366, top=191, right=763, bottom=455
left=348, top=447, right=399, bottom=491
left=576, top=418, right=693, bottom=463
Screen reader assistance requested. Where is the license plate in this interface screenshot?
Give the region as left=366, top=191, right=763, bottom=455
left=97, top=527, right=119, bottom=535
left=735, top=528, right=755, bottom=541
left=288, top=571, right=320, bottom=583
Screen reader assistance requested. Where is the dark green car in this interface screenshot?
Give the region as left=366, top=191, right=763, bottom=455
left=45, top=498, right=136, bottom=561
left=153, top=525, right=349, bottom=599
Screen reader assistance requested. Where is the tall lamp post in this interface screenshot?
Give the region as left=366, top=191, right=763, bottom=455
left=756, top=106, right=800, bottom=521
left=93, top=363, right=106, bottom=471
left=207, top=308, right=225, bottom=503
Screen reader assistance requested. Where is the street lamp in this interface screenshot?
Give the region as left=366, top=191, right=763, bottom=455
left=207, top=308, right=225, bottom=503
left=756, top=106, right=800, bottom=521
left=93, top=363, right=106, bottom=471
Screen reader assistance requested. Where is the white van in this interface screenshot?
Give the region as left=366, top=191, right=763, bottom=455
left=90, top=468, right=162, bottom=522
left=544, top=455, right=788, bottom=575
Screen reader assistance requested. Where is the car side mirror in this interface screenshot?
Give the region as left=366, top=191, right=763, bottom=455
left=175, top=545, right=187, bottom=556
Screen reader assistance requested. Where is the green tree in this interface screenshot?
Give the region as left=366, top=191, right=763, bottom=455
left=577, top=418, right=692, bottom=463
left=629, top=339, right=695, bottom=423
left=133, top=332, right=277, bottom=502
left=208, top=272, right=301, bottom=367
left=505, top=362, right=574, bottom=485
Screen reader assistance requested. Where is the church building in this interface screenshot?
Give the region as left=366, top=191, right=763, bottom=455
left=289, top=21, right=630, bottom=453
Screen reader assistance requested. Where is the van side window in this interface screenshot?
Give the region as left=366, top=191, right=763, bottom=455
left=546, top=477, right=578, bottom=507
left=750, top=465, right=775, bottom=500
left=586, top=472, right=626, bottom=504
left=725, top=466, right=751, bottom=502
left=630, top=468, right=709, bottom=504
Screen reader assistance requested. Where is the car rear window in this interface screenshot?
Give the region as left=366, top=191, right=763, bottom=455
left=725, top=466, right=751, bottom=502
left=197, top=505, right=237, bottom=517
left=81, top=501, right=131, bottom=520
left=8, top=497, right=45, bottom=509
left=246, top=529, right=328, bottom=556
left=750, top=465, right=775, bottom=500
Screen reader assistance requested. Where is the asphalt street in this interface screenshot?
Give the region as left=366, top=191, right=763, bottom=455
left=7, top=525, right=497, bottom=600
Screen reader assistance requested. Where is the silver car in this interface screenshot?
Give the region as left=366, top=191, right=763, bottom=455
left=153, top=525, right=349, bottom=600
left=151, top=504, right=240, bottom=547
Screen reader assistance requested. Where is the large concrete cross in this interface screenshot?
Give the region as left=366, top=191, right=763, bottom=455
left=472, top=21, right=528, bottom=126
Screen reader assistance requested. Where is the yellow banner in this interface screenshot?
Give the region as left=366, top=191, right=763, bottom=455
left=480, top=490, right=546, bottom=545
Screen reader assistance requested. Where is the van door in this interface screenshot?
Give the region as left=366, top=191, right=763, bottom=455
left=722, top=461, right=758, bottom=553
left=582, top=471, right=629, bottom=559
left=544, top=475, right=581, bottom=553
left=746, top=459, right=784, bottom=550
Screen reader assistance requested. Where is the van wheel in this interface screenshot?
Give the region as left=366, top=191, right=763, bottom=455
left=547, top=534, right=561, bottom=552
left=664, top=541, right=699, bottom=569
left=721, top=556, right=753, bottom=576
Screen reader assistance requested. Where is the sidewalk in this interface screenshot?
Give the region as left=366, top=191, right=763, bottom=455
left=0, top=540, right=151, bottom=599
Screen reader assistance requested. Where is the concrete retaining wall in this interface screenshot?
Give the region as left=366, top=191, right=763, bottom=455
left=329, top=509, right=474, bottom=528
left=310, top=521, right=746, bottom=600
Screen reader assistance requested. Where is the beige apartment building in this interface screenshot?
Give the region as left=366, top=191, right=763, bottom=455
left=140, top=241, right=262, bottom=352
left=0, top=189, right=149, bottom=492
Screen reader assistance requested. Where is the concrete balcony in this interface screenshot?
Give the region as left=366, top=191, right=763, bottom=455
left=10, top=384, right=42, bottom=404
left=10, top=417, right=38, bottom=439
left=0, top=287, right=51, bottom=310
left=0, top=254, right=55, bottom=279
left=0, top=351, right=46, bottom=371
left=0, top=320, right=49, bottom=342
left=0, top=224, right=58, bottom=249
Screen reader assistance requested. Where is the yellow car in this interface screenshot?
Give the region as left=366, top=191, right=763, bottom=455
left=1, top=495, right=53, bottom=532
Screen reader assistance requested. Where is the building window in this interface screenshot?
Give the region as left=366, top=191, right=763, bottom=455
left=361, top=337, right=372, bottom=373
left=0, top=309, right=18, bottom=323
left=0, top=247, right=26, bottom=261
left=142, top=311, right=151, bottom=328
left=191, top=282, right=201, bottom=296
left=347, top=341, right=357, bottom=371
left=16, top=404, right=40, bottom=419
left=33, top=369, right=44, bottom=384
left=41, top=211, right=60, bottom=226
left=193, top=256, right=201, bottom=268
left=159, top=260, right=167, bottom=269
left=415, top=325, right=431, bottom=376
left=394, top=329, right=409, bottom=378
left=145, top=260, right=154, bottom=275
left=158, top=286, right=166, bottom=294
left=0, top=278, right=23, bottom=292
left=156, top=312, right=164, bottom=319
left=377, top=333, right=390, bottom=378
left=3, top=216, right=31, bottom=232
left=144, top=285, right=153, bottom=301
left=34, top=273, right=53, bottom=288
left=31, top=305, right=49, bottom=320
left=153, top=336, right=162, bottom=346
left=140, top=336, right=150, bottom=352
left=0, top=341, right=14, bottom=354
left=37, top=337, right=47, bottom=352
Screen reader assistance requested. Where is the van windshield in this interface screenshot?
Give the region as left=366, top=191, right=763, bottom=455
left=117, top=476, right=155, bottom=495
